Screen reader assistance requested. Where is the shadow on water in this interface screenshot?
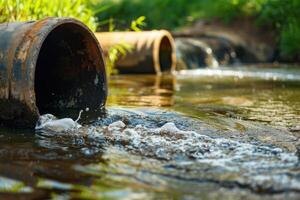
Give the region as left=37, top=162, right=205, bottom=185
left=0, top=65, right=300, bottom=199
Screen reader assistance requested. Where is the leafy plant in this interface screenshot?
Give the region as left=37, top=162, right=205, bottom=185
left=130, top=16, right=146, bottom=31
left=0, top=0, right=97, bottom=30
left=106, top=42, right=133, bottom=75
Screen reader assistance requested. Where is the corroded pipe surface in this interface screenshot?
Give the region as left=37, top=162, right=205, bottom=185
left=95, top=30, right=176, bottom=74
left=0, top=18, right=107, bottom=127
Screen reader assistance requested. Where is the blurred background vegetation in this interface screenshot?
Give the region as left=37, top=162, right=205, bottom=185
left=96, top=0, right=300, bottom=58
left=0, top=0, right=299, bottom=63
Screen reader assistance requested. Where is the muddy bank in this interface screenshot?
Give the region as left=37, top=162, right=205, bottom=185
left=173, top=17, right=298, bottom=65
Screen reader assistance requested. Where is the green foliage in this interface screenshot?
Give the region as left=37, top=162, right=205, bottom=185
left=258, top=0, right=300, bottom=57
left=280, top=19, right=300, bottom=57
left=94, top=0, right=300, bottom=57
left=95, top=0, right=197, bottom=30
left=106, top=42, right=133, bottom=75
left=193, top=0, right=267, bottom=23
left=0, top=0, right=97, bottom=31
left=1, top=0, right=299, bottom=59
left=130, top=16, right=146, bottom=31
left=95, top=0, right=267, bottom=30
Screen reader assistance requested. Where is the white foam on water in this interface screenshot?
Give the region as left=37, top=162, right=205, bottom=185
left=35, top=115, right=300, bottom=191
left=91, top=121, right=300, bottom=190
left=87, top=121, right=298, bottom=166
left=35, top=114, right=82, bottom=133
left=35, top=116, right=299, bottom=171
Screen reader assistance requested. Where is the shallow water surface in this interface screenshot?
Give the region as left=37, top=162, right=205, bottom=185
left=0, top=65, right=300, bottom=199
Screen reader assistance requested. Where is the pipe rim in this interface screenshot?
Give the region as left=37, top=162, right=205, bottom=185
left=152, top=30, right=176, bottom=74
left=25, top=17, right=107, bottom=118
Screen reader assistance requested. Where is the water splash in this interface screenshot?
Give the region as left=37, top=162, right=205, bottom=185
left=87, top=121, right=300, bottom=192
left=35, top=113, right=82, bottom=133
left=175, top=38, right=219, bottom=69
left=35, top=109, right=300, bottom=193
left=88, top=121, right=298, bottom=164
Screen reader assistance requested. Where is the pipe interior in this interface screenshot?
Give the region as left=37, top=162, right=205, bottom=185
left=159, top=36, right=173, bottom=72
left=35, top=23, right=106, bottom=117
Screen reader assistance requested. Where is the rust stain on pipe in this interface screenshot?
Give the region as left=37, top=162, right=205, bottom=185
left=95, top=30, right=176, bottom=74
left=0, top=18, right=107, bottom=127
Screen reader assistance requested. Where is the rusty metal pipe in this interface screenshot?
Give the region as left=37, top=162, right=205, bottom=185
left=95, top=30, right=176, bottom=74
left=0, top=18, right=107, bottom=127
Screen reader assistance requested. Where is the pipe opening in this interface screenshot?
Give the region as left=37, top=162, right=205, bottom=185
left=35, top=23, right=106, bottom=117
left=159, top=36, right=173, bottom=72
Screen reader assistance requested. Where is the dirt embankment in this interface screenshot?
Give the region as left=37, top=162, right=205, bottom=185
left=173, top=17, right=283, bottom=63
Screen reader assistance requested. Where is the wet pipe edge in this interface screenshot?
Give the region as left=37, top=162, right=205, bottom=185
left=0, top=18, right=107, bottom=128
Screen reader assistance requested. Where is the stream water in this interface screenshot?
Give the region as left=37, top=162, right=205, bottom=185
left=0, top=65, right=300, bottom=199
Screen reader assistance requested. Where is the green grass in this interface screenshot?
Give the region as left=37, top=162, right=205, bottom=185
left=0, top=0, right=97, bottom=31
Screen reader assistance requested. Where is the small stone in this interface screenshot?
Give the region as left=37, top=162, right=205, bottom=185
left=108, top=121, right=126, bottom=132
